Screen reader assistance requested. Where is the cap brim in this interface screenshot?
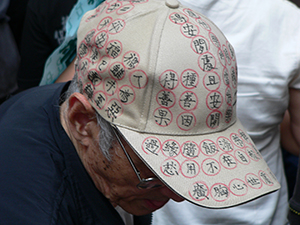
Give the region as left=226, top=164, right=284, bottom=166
left=116, top=119, right=280, bottom=209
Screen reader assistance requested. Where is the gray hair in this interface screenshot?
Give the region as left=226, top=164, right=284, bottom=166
left=63, top=75, right=115, bottom=160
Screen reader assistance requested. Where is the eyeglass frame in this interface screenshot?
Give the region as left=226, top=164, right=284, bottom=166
left=111, top=127, right=164, bottom=189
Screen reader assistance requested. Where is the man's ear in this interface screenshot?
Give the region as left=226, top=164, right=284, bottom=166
left=67, top=93, right=98, bottom=145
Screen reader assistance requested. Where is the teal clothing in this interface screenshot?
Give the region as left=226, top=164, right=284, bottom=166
left=40, top=0, right=105, bottom=85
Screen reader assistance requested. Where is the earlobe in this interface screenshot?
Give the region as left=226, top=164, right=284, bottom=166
left=67, top=93, right=98, bottom=144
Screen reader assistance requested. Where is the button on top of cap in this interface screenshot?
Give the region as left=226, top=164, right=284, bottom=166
left=165, top=0, right=180, bottom=9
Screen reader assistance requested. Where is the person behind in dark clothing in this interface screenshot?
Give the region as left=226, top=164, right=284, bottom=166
left=289, top=0, right=300, bottom=7
left=0, top=0, right=19, bottom=104
left=16, top=0, right=77, bottom=91
left=6, top=0, right=30, bottom=52
left=288, top=158, right=300, bottom=224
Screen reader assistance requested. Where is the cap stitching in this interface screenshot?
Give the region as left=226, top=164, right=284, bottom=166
left=141, top=5, right=171, bottom=131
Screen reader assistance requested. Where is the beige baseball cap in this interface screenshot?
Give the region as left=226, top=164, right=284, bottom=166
left=75, top=0, right=280, bottom=208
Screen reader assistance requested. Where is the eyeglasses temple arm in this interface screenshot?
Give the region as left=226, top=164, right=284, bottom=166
left=112, top=128, right=142, bottom=181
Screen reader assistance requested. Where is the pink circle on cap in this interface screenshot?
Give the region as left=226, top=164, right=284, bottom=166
left=209, top=32, right=220, bottom=49
left=122, top=51, right=140, bottom=69
left=229, top=178, right=248, bottom=196
left=90, top=46, right=101, bottom=64
left=117, top=3, right=135, bottom=15
left=181, top=141, right=200, bottom=158
left=105, top=98, right=124, bottom=122
left=225, top=87, right=232, bottom=105
left=94, top=30, right=109, bottom=49
left=183, top=8, right=201, bottom=19
left=130, top=0, right=149, bottom=4
left=83, top=82, right=94, bottom=100
left=162, top=139, right=180, bottom=158
left=201, top=158, right=221, bottom=176
left=198, top=52, right=216, bottom=72
left=219, top=153, right=237, bottom=170
left=78, top=58, right=90, bottom=77
left=230, top=66, right=237, bottom=88
left=97, top=56, right=111, bottom=73
left=181, top=160, right=200, bottom=178
left=78, top=41, right=90, bottom=59
left=196, top=18, right=211, bottom=31
left=200, top=139, right=219, bottom=156
left=230, top=133, right=245, bottom=148
left=189, top=181, right=210, bottom=201
left=142, top=136, right=161, bottom=155
left=85, top=11, right=101, bottom=22
left=180, top=22, right=199, bottom=38
left=160, top=159, right=180, bottom=177
left=206, top=110, right=223, bottom=129
left=218, top=49, right=226, bottom=68
left=234, top=149, right=250, bottom=165
left=118, top=85, right=135, bottom=105
left=222, top=67, right=230, bottom=86
left=225, top=105, right=233, bottom=123
left=169, top=12, right=188, bottom=24
left=245, top=147, right=260, bottom=162
left=109, top=62, right=126, bottom=80
left=206, top=91, right=223, bottom=110
left=180, top=69, right=199, bottom=89
left=222, top=44, right=231, bottom=66
left=245, top=173, right=262, bottom=189
left=153, top=107, right=173, bottom=127
left=108, top=19, right=125, bottom=34
left=238, top=129, right=251, bottom=144
left=87, top=69, right=102, bottom=87
left=93, top=90, right=107, bottom=110
left=177, top=112, right=196, bottom=131
left=103, top=77, right=118, bottom=96
left=217, top=136, right=234, bottom=152
left=210, top=183, right=230, bottom=202
left=191, top=35, right=210, bottom=55
left=106, top=1, right=122, bottom=14
left=84, top=29, right=96, bottom=45
left=159, top=70, right=179, bottom=90
left=129, top=69, right=148, bottom=89
left=97, top=16, right=113, bottom=30
left=179, top=91, right=198, bottom=111
left=227, top=41, right=236, bottom=61
left=259, top=170, right=274, bottom=186
left=203, top=71, right=221, bottom=91
left=156, top=90, right=176, bottom=108
left=105, top=40, right=122, bottom=58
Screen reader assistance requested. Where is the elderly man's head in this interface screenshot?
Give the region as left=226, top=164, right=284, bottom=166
left=61, top=78, right=183, bottom=216
left=61, top=0, right=280, bottom=215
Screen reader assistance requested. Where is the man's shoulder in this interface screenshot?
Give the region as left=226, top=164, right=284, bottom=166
left=1, top=82, right=66, bottom=112
left=0, top=130, right=74, bottom=224
left=0, top=84, right=77, bottom=223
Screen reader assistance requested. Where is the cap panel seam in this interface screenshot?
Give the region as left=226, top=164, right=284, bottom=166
left=141, top=6, right=171, bottom=131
